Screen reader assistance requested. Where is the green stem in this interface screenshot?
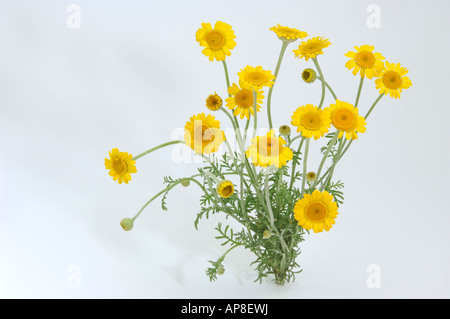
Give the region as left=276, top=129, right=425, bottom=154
left=222, top=60, right=231, bottom=97
left=252, top=90, right=258, bottom=139
left=132, top=140, right=185, bottom=161
left=311, top=131, right=339, bottom=189
left=264, top=170, right=289, bottom=253
left=300, top=138, right=310, bottom=195
left=131, top=176, right=204, bottom=222
left=217, top=243, right=241, bottom=263
left=320, top=136, right=345, bottom=190
left=289, top=136, right=305, bottom=191
left=287, top=134, right=302, bottom=147
left=313, top=57, right=326, bottom=109
left=267, top=41, right=289, bottom=130
left=364, top=94, right=383, bottom=120
left=354, top=77, right=364, bottom=108
left=202, top=155, right=225, bottom=180
left=221, top=107, right=237, bottom=129
left=317, top=77, right=337, bottom=100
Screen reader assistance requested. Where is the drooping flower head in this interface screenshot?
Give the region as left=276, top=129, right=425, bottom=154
left=291, top=104, right=332, bottom=140
left=205, top=92, right=223, bottom=111
left=216, top=180, right=234, bottom=198
left=325, top=100, right=367, bottom=140
left=104, top=148, right=137, bottom=184
left=195, top=21, right=236, bottom=61
left=293, top=189, right=339, bottom=233
left=226, top=83, right=264, bottom=119
left=293, top=36, right=331, bottom=61
left=270, top=24, right=308, bottom=43
left=238, top=65, right=275, bottom=91
left=344, top=45, right=385, bottom=79
left=375, top=61, right=412, bottom=99
left=184, top=113, right=225, bottom=154
left=246, top=129, right=293, bottom=168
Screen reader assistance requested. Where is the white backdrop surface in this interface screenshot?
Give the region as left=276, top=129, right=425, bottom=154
left=0, top=0, right=449, bottom=298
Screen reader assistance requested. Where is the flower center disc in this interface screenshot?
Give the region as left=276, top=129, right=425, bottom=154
left=261, top=137, right=279, bottom=156
left=206, top=31, right=225, bottom=51
left=355, top=51, right=376, bottom=69
left=303, top=42, right=319, bottom=53
left=306, top=202, right=327, bottom=221
left=235, top=89, right=253, bottom=108
left=194, top=125, right=215, bottom=144
left=221, top=185, right=233, bottom=197
left=206, top=95, right=221, bottom=110
left=112, top=158, right=127, bottom=174
left=301, top=113, right=322, bottom=130
left=382, top=71, right=402, bottom=89
left=333, top=109, right=355, bottom=131
left=302, top=70, right=313, bottom=82
left=247, top=72, right=266, bottom=86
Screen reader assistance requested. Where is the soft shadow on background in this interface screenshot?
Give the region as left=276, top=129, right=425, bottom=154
left=1, top=0, right=449, bottom=298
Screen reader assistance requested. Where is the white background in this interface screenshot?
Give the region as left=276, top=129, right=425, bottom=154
left=1, top=0, right=449, bottom=298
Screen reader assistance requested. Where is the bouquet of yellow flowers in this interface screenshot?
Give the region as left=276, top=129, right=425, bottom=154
left=104, top=22, right=412, bottom=285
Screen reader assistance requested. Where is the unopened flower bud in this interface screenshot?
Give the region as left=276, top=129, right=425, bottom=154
left=120, top=218, right=134, bottom=231
left=181, top=180, right=190, bottom=187
left=217, top=266, right=225, bottom=275
left=302, top=68, right=317, bottom=83
left=279, top=125, right=291, bottom=137
left=306, top=171, right=317, bottom=182
left=263, top=229, right=272, bottom=239
left=216, top=180, right=234, bottom=198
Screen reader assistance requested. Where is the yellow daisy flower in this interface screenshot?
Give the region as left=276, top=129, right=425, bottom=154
left=246, top=129, right=293, bottom=168
left=216, top=180, right=234, bottom=198
left=270, top=24, right=308, bottom=43
left=293, top=189, right=339, bottom=233
left=226, top=83, right=264, bottom=119
left=237, top=65, right=275, bottom=91
left=104, top=148, right=137, bottom=184
left=325, top=100, right=367, bottom=140
left=344, top=45, right=385, bottom=79
left=291, top=104, right=332, bottom=140
left=293, top=36, right=331, bottom=61
left=195, top=21, right=236, bottom=61
left=205, top=92, right=223, bottom=111
left=184, top=113, right=225, bottom=154
left=375, top=61, right=412, bottom=99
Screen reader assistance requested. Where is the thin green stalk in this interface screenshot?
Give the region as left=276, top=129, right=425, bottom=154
left=222, top=60, right=231, bottom=97
left=313, top=57, right=326, bottom=109
left=300, top=138, right=310, bottom=195
left=267, top=41, right=289, bottom=130
left=364, top=94, right=383, bottom=120
left=311, top=131, right=339, bottom=189
left=289, top=136, right=305, bottom=191
left=252, top=90, right=258, bottom=139
left=221, top=107, right=238, bottom=131
left=320, top=136, right=345, bottom=190
left=202, top=155, right=226, bottom=180
left=317, top=77, right=337, bottom=100
left=288, top=134, right=302, bottom=147
left=264, top=170, right=289, bottom=253
left=354, top=77, right=364, bottom=108
left=131, top=176, right=204, bottom=222
left=132, top=140, right=185, bottom=161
